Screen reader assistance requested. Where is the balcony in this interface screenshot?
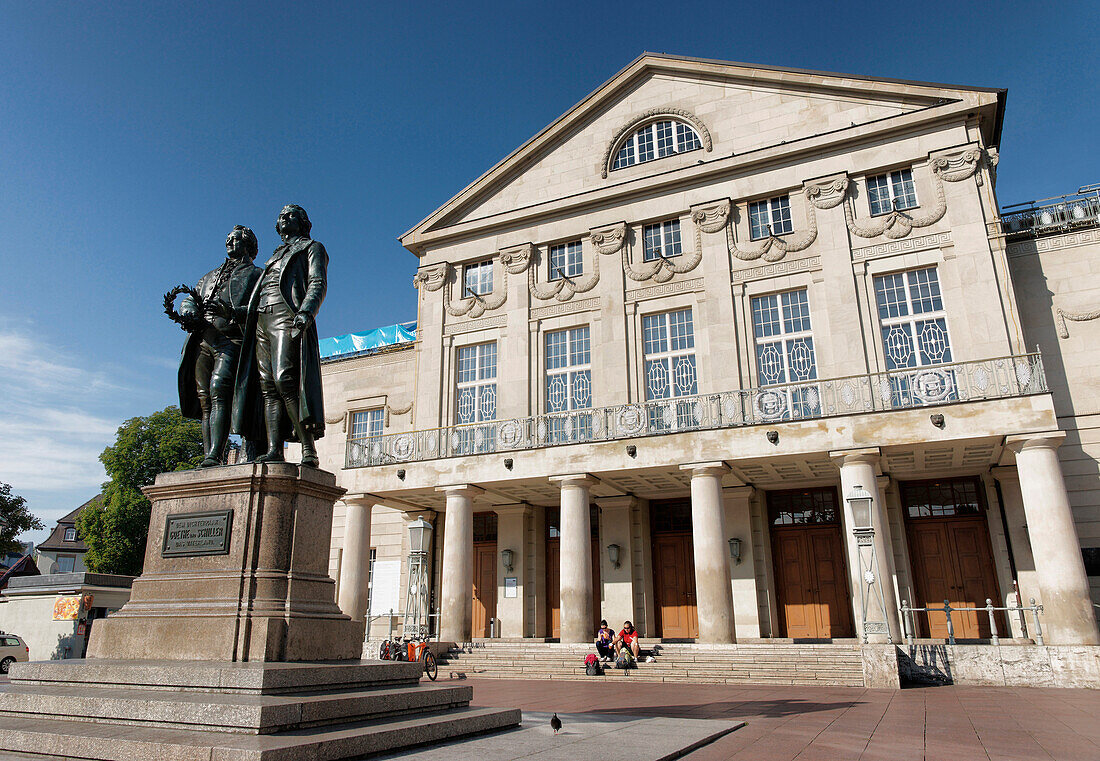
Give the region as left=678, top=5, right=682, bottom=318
left=1001, top=184, right=1100, bottom=238
left=345, top=353, right=1046, bottom=468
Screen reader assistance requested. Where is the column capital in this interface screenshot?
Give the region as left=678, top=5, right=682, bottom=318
left=341, top=492, right=382, bottom=506
left=595, top=495, right=636, bottom=510
left=401, top=509, right=438, bottom=522
left=680, top=461, right=730, bottom=477
left=492, top=503, right=534, bottom=518
left=435, top=484, right=485, bottom=499
left=990, top=465, right=1020, bottom=483
left=722, top=485, right=756, bottom=500
left=829, top=447, right=881, bottom=469
left=550, top=473, right=599, bottom=488
left=1005, top=430, right=1066, bottom=454
left=876, top=474, right=891, bottom=491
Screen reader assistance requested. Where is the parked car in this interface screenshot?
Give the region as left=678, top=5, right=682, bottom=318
left=0, top=632, right=29, bottom=673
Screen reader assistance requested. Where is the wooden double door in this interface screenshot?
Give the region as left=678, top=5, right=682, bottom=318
left=545, top=536, right=601, bottom=638
left=653, top=532, right=698, bottom=639
left=472, top=541, right=496, bottom=638
left=907, top=515, right=1004, bottom=639
left=769, top=487, right=854, bottom=640
left=772, top=525, right=854, bottom=639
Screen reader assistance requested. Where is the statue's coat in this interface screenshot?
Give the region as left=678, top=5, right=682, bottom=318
left=233, top=237, right=328, bottom=441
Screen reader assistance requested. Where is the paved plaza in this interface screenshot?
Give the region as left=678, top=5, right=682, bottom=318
left=465, top=678, right=1100, bottom=761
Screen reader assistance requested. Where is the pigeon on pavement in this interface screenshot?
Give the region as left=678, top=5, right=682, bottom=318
left=550, top=714, right=562, bottom=734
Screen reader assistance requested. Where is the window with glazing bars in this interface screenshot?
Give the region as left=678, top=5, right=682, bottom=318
left=548, top=241, right=582, bottom=281
left=749, top=196, right=793, bottom=239
left=455, top=342, right=497, bottom=424
left=874, top=267, right=957, bottom=406
left=612, top=120, right=702, bottom=170
left=463, top=261, right=493, bottom=298
left=350, top=408, right=384, bottom=441
left=751, top=289, right=819, bottom=419
left=545, top=326, right=592, bottom=441
left=643, top=308, right=697, bottom=429
left=642, top=219, right=682, bottom=261
left=867, top=169, right=918, bottom=215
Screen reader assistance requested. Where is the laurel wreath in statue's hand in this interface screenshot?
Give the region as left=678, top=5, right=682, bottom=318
left=163, top=285, right=205, bottom=332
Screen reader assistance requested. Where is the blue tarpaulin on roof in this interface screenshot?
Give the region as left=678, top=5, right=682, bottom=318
left=320, top=322, right=416, bottom=359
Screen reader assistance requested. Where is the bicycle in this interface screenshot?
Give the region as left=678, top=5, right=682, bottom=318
left=379, top=637, right=437, bottom=681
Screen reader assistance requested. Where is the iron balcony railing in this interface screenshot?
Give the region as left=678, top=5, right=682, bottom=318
left=345, top=353, right=1046, bottom=468
left=1001, top=184, right=1100, bottom=237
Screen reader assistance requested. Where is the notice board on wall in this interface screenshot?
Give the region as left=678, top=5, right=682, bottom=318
left=368, top=559, right=401, bottom=617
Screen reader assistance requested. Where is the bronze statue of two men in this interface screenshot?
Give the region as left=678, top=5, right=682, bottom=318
left=174, top=204, right=328, bottom=468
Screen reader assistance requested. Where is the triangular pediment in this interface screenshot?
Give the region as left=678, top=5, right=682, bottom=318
left=402, top=54, right=1003, bottom=253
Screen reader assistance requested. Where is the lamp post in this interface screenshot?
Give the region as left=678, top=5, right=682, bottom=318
left=403, top=517, right=434, bottom=640
left=846, top=485, right=889, bottom=643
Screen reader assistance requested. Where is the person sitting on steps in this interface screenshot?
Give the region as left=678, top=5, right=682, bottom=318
left=613, top=620, right=640, bottom=659
left=594, top=620, right=615, bottom=662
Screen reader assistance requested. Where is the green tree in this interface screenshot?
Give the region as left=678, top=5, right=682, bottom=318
left=77, top=406, right=203, bottom=575
left=0, top=483, right=44, bottom=555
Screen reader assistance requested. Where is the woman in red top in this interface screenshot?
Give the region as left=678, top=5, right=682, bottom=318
left=614, top=621, right=640, bottom=658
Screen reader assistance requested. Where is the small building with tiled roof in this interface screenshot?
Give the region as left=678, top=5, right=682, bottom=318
left=35, top=496, right=99, bottom=575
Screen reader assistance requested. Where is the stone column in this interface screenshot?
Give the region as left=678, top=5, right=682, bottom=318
left=1006, top=432, right=1099, bottom=645
left=682, top=463, right=735, bottom=643
left=436, top=484, right=482, bottom=643
left=723, top=485, right=760, bottom=639
left=830, top=448, right=901, bottom=643
left=336, top=496, right=374, bottom=624
left=992, top=466, right=1041, bottom=637
left=550, top=474, right=597, bottom=643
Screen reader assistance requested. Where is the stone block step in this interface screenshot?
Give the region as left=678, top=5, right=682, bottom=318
left=10, top=659, right=423, bottom=695
left=0, top=705, right=522, bottom=761
left=0, top=680, right=474, bottom=734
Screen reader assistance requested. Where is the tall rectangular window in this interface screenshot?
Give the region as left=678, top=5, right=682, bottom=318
left=463, top=261, right=493, bottom=298
left=749, top=196, right=793, bottom=240
left=548, top=241, right=583, bottom=281
left=350, top=408, right=384, bottom=441
left=867, top=169, right=918, bottom=216
left=874, top=267, right=956, bottom=406
left=545, top=326, right=592, bottom=441
left=643, top=308, right=697, bottom=428
left=455, top=342, right=497, bottom=425
left=751, top=289, right=819, bottom=419
left=642, top=220, right=682, bottom=261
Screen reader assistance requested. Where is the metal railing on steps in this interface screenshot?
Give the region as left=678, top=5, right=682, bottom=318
left=901, top=598, right=1044, bottom=646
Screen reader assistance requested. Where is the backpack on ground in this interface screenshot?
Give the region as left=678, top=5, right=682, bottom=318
left=615, top=650, right=635, bottom=670
left=584, top=653, right=602, bottom=676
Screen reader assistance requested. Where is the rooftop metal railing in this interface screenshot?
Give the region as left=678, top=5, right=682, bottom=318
left=1001, top=184, right=1100, bottom=237
left=346, top=352, right=1046, bottom=468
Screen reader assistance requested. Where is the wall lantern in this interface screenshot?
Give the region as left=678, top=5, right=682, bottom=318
left=728, top=537, right=743, bottom=564
left=500, top=548, right=514, bottom=572
left=846, top=485, right=874, bottom=532
left=407, top=517, right=433, bottom=555
left=607, top=543, right=621, bottom=569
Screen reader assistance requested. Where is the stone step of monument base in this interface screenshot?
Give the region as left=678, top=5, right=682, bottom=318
left=0, top=706, right=521, bottom=761
left=0, top=680, right=475, bottom=734
left=440, top=642, right=866, bottom=687
left=0, top=659, right=520, bottom=761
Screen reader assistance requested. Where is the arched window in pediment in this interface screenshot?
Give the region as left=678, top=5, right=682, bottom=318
left=602, top=108, right=712, bottom=178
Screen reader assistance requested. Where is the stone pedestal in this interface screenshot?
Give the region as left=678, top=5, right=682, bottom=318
left=88, top=463, right=364, bottom=661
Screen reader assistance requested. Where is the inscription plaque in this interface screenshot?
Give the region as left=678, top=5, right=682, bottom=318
left=162, top=510, right=233, bottom=557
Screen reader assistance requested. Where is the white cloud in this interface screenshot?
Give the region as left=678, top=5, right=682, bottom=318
left=0, top=329, right=126, bottom=496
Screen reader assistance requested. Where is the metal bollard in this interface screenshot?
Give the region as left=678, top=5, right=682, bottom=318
left=388, top=609, right=394, bottom=640
left=944, top=600, right=956, bottom=645
left=901, top=600, right=914, bottom=646
left=1030, top=598, right=1045, bottom=646
left=986, top=599, right=999, bottom=646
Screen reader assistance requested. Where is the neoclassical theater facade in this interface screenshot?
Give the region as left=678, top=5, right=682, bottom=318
left=316, top=54, right=1100, bottom=648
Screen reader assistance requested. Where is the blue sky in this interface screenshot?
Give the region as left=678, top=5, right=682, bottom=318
left=2, top=1, right=1098, bottom=543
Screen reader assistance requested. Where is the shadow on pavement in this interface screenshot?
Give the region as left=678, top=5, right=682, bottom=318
left=579, top=698, right=860, bottom=719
